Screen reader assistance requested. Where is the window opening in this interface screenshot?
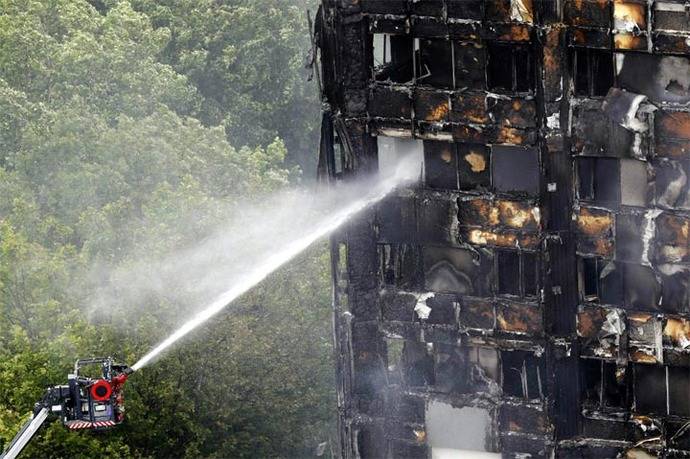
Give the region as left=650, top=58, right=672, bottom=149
left=573, top=48, right=614, bottom=97
left=373, top=33, right=414, bottom=83
left=501, top=350, right=544, bottom=400
left=497, top=250, right=539, bottom=298
left=576, top=157, right=621, bottom=207
left=417, top=38, right=454, bottom=88
left=424, top=246, right=479, bottom=295
left=454, top=42, right=485, bottom=90
left=379, top=244, right=421, bottom=289
left=498, top=251, right=521, bottom=295
left=580, top=359, right=627, bottom=409
left=668, top=366, right=690, bottom=417
left=488, top=43, right=534, bottom=92
left=378, top=136, right=424, bottom=178
left=426, top=401, right=500, bottom=457
left=633, top=364, right=667, bottom=415
left=385, top=338, right=405, bottom=385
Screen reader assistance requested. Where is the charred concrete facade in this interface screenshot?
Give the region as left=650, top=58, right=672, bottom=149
left=314, top=1, right=690, bottom=457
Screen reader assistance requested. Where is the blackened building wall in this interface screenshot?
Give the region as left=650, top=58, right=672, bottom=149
left=314, top=1, right=690, bottom=457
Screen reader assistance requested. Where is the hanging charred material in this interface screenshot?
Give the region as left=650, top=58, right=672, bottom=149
left=313, top=1, right=690, bottom=457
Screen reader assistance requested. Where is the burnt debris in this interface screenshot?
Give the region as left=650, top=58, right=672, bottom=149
left=314, top=1, right=690, bottom=457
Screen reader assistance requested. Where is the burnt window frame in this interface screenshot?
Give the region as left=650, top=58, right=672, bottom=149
left=486, top=41, right=536, bottom=93
left=495, top=250, right=540, bottom=299
left=413, top=38, right=487, bottom=90
left=653, top=1, right=690, bottom=33
left=633, top=363, right=668, bottom=416
left=579, top=358, right=629, bottom=410
left=576, top=156, right=621, bottom=208
left=631, top=364, right=690, bottom=417
left=501, top=350, right=545, bottom=400
left=378, top=243, right=424, bottom=290
left=577, top=157, right=649, bottom=209
left=414, top=37, right=454, bottom=88
left=453, top=40, right=486, bottom=90
left=579, top=256, right=602, bottom=302
left=578, top=257, right=660, bottom=309
left=432, top=344, right=500, bottom=395
left=372, top=32, right=415, bottom=84
left=572, top=47, right=615, bottom=97
left=422, top=245, right=494, bottom=297
left=578, top=256, right=624, bottom=305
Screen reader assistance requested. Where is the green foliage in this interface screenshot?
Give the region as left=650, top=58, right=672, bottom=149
left=0, top=1, right=333, bottom=458
left=128, top=0, right=320, bottom=173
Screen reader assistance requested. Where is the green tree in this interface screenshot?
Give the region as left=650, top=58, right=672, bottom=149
left=0, top=1, right=333, bottom=458
left=128, top=0, right=320, bottom=174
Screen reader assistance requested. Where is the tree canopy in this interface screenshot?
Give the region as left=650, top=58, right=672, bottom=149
left=0, top=1, right=333, bottom=457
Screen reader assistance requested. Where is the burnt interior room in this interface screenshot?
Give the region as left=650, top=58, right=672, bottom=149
left=315, top=0, right=690, bottom=457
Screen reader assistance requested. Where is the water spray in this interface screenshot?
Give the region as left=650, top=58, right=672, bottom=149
left=131, top=156, right=420, bottom=371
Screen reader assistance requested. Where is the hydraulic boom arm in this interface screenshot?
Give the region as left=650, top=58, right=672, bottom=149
left=0, top=408, right=50, bottom=459
left=0, top=357, right=132, bottom=459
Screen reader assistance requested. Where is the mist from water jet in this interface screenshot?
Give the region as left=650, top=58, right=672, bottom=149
left=127, top=156, right=420, bottom=371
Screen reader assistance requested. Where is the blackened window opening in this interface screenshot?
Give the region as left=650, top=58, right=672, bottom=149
left=573, top=48, right=614, bottom=97
left=577, top=157, right=621, bottom=207
left=417, top=38, right=454, bottom=88
left=497, top=250, right=539, bottom=298
left=373, top=33, right=414, bottom=83
left=580, top=359, right=627, bottom=409
left=488, top=42, right=534, bottom=92
left=502, top=351, right=544, bottom=400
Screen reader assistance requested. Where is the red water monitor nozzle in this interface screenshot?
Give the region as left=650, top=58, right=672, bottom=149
left=56, top=357, right=133, bottom=430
